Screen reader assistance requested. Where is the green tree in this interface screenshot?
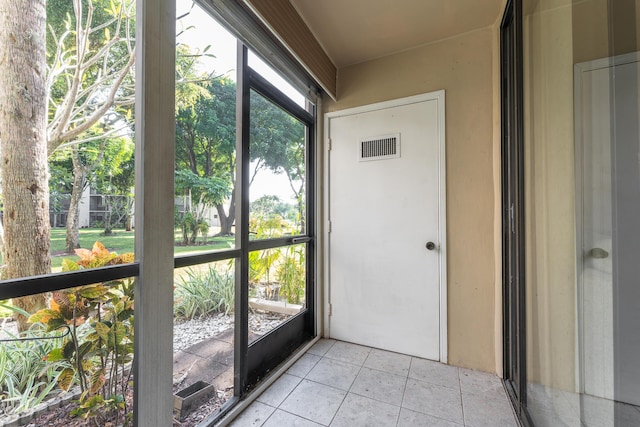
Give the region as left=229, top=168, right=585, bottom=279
left=47, top=2, right=206, bottom=251
left=45, top=0, right=136, bottom=252
left=251, top=195, right=296, bottom=222
left=250, top=92, right=306, bottom=229
left=175, top=76, right=237, bottom=236
left=174, top=169, right=229, bottom=244
left=175, top=77, right=308, bottom=239
left=46, top=0, right=136, bottom=154
left=99, top=150, right=135, bottom=232
left=88, top=134, right=134, bottom=234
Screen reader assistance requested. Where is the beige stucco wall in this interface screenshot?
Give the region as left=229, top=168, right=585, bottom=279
left=573, top=0, right=640, bottom=64
left=324, top=28, right=497, bottom=372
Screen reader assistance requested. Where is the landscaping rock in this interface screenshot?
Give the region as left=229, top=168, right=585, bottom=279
left=32, top=403, right=48, bottom=418
left=17, top=409, right=33, bottom=426
left=1, top=415, right=19, bottom=427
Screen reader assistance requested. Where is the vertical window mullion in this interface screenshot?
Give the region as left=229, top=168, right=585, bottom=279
left=234, top=41, right=250, bottom=396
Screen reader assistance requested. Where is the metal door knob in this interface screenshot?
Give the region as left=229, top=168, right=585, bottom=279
left=426, top=242, right=436, bottom=250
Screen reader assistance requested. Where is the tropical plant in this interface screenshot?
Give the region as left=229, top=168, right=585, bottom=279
left=277, top=245, right=306, bottom=305
left=175, top=211, right=211, bottom=246
left=248, top=250, right=266, bottom=285
left=197, top=220, right=210, bottom=245
left=249, top=213, right=289, bottom=240
left=174, top=266, right=235, bottom=319
left=247, top=214, right=290, bottom=288
left=28, top=242, right=135, bottom=425
left=0, top=305, right=68, bottom=416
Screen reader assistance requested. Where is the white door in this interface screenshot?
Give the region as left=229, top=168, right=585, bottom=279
left=326, top=92, right=446, bottom=361
left=576, top=53, right=640, bottom=406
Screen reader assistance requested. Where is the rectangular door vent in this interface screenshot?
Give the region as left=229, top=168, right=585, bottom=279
left=359, top=133, right=401, bottom=161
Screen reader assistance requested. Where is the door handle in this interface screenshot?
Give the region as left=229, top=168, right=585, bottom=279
left=426, top=242, right=436, bottom=251
left=589, top=248, right=609, bottom=259
left=291, top=236, right=312, bottom=244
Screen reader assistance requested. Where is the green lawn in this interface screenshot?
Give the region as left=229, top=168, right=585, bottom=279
left=50, top=227, right=135, bottom=255
left=49, top=228, right=235, bottom=270
left=0, top=229, right=234, bottom=318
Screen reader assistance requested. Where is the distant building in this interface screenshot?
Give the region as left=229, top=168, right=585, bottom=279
left=50, top=186, right=131, bottom=229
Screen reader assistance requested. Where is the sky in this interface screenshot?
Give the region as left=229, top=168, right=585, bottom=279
left=175, top=0, right=306, bottom=204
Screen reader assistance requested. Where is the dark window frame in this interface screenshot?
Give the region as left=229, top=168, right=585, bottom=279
left=500, top=0, right=531, bottom=425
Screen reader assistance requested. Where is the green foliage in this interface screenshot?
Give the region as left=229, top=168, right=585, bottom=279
left=251, top=195, right=297, bottom=223
left=0, top=322, right=67, bottom=416
left=175, top=210, right=210, bottom=246
left=198, top=220, right=210, bottom=245
left=46, top=0, right=137, bottom=154
left=249, top=213, right=289, bottom=240
left=44, top=228, right=234, bottom=270
left=249, top=90, right=307, bottom=230
left=277, top=245, right=306, bottom=305
left=248, top=215, right=289, bottom=286
left=175, top=76, right=238, bottom=234
left=250, top=249, right=281, bottom=286
left=178, top=211, right=195, bottom=245
left=29, top=242, right=135, bottom=425
left=175, top=169, right=230, bottom=209
left=175, top=44, right=213, bottom=110
left=174, top=266, right=235, bottom=319
left=247, top=214, right=306, bottom=304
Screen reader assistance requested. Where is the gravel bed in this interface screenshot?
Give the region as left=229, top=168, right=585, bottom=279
left=2, top=310, right=290, bottom=426
left=173, top=310, right=290, bottom=351
left=2, top=310, right=290, bottom=351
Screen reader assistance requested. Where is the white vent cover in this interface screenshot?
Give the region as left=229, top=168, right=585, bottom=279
left=358, top=133, right=401, bottom=161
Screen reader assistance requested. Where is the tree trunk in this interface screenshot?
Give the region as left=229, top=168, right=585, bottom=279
left=0, top=0, right=50, bottom=331
left=124, top=196, right=133, bottom=231
left=215, top=191, right=235, bottom=236
left=0, top=220, right=4, bottom=259
left=65, top=149, right=87, bottom=253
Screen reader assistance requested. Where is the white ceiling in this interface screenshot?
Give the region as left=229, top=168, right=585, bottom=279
left=289, top=0, right=504, bottom=68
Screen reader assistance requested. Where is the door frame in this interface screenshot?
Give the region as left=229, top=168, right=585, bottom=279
left=500, top=0, right=529, bottom=424
left=236, top=43, right=317, bottom=390
left=573, top=50, right=640, bottom=398
left=323, top=91, right=447, bottom=362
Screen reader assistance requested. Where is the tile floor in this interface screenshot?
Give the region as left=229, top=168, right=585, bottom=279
left=527, top=383, right=640, bottom=427
left=227, top=339, right=518, bottom=426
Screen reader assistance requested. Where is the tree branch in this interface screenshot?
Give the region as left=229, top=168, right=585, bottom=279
left=49, top=46, right=136, bottom=154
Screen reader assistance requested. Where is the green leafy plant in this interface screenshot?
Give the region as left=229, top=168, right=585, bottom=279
left=174, top=266, right=235, bottom=319
left=197, top=220, right=210, bottom=244
left=176, top=211, right=210, bottom=246
left=249, top=213, right=288, bottom=239
left=29, top=242, right=135, bottom=425
left=277, top=245, right=306, bottom=305
left=0, top=305, right=68, bottom=416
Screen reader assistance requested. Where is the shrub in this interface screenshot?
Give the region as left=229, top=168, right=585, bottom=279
left=29, top=242, right=135, bottom=425
left=277, top=245, right=306, bottom=305
left=0, top=305, right=68, bottom=416
left=176, top=212, right=210, bottom=245
left=174, top=266, right=235, bottom=319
